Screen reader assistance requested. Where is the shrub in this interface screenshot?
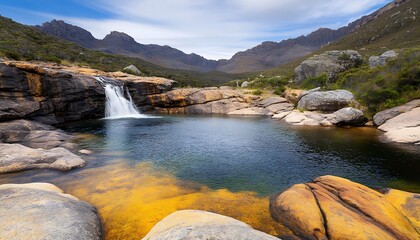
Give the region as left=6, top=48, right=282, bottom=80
left=301, top=74, right=328, bottom=89
left=252, top=89, right=263, bottom=95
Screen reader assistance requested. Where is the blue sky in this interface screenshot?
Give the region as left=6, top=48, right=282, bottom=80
left=0, top=0, right=391, bottom=59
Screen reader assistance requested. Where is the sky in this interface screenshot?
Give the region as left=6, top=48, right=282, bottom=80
left=0, top=0, right=391, bottom=60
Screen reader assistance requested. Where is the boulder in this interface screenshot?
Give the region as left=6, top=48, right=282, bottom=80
left=142, top=210, right=278, bottom=240
left=123, top=64, right=142, bottom=75
left=241, top=81, right=249, bottom=88
left=270, top=175, right=420, bottom=240
left=0, top=143, right=85, bottom=173
left=284, top=89, right=304, bottom=104
left=228, top=107, right=271, bottom=116
left=373, top=99, right=420, bottom=126
left=294, top=50, right=362, bottom=83
left=328, top=107, right=368, bottom=126
left=0, top=119, right=75, bottom=149
left=297, top=90, right=354, bottom=112
left=369, top=50, right=399, bottom=68
left=0, top=183, right=102, bottom=240
left=378, top=107, right=420, bottom=144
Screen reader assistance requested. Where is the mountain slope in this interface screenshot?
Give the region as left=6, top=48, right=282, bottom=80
left=0, top=16, right=247, bottom=87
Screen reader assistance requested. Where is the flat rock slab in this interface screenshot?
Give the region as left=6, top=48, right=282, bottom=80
left=142, top=210, right=278, bottom=240
left=228, top=107, right=271, bottom=116
left=0, top=119, right=76, bottom=149
left=378, top=107, right=420, bottom=144
left=0, top=143, right=85, bottom=174
left=373, top=99, right=420, bottom=126
left=0, top=183, right=102, bottom=240
left=270, top=175, right=420, bottom=240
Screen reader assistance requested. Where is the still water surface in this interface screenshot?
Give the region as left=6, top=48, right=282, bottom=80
left=1, top=115, right=419, bottom=238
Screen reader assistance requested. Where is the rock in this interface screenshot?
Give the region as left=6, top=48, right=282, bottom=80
left=228, top=107, right=271, bottom=116
left=284, top=111, right=324, bottom=126
left=328, top=107, right=368, bottom=126
left=0, top=143, right=85, bottom=173
left=123, top=64, right=142, bottom=75
left=149, top=88, right=251, bottom=114
left=298, top=87, right=321, bottom=100
left=270, top=175, right=420, bottom=240
left=284, top=89, right=304, bottom=104
left=79, top=149, right=94, bottom=155
left=0, top=183, right=102, bottom=240
left=241, top=81, right=249, bottom=88
left=0, top=119, right=75, bottom=149
left=272, top=111, right=291, bottom=119
left=297, top=90, right=354, bottom=112
left=369, top=50, right=398, bottom=68
left=266, top=103, right=294, bottom=114
left=258, top=97, right=288, bottom=107
left=294, top=50, right=362, bottom=83
left=219, top=86, right=234, bottom=90
left=373, top=99, right=420, bottom=126
left=142, top=210, right=278, bottom=240
left=378, top=107, right=420, bottom=144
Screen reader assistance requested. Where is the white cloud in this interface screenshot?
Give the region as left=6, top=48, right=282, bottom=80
left=51, top=0, right=391, bottom=59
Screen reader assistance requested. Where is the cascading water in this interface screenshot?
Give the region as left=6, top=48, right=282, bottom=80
left=96, top=77, right=151, bottom=119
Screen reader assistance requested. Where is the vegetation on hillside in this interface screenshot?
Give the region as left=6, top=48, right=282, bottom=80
left=0, top=16, right=248, bottom=87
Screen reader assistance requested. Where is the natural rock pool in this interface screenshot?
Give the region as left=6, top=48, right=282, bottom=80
left=1, top=115, right=419, bottom=239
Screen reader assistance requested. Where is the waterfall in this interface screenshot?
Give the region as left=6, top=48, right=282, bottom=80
left=96, top=77, right=150, bottom=119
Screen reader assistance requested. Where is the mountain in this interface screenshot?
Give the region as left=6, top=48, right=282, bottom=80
left=37, top=21, right=218, bottom=72
left=36, top=0, right=408, bottom=74
left=0, top=16, right=248, bottom=87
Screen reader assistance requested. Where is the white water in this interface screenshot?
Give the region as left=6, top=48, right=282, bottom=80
left=97, top=77, right=154, bottom=119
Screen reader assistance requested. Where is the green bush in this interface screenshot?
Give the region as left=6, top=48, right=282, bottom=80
left=252, top=89, right=263, bottom=95
left=301, top=74, right=328, bottom=89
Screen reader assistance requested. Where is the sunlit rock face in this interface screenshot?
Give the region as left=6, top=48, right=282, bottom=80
left=0, top=183, right=102, bottom=240
left=270, top=175, right=420, bottom=240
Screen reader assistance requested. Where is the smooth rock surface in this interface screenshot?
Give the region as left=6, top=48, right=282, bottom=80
left=329, top=107, right=368, bottom=126
left=373, top=99, right=420, bottom=126
left=369, top=50, right=399, bottom=68
left=294, top=50, right=362, bottom=83
left=270, top=175, right=420, bottom=240
left=228, top=107, right=271, bottom=116
left=0, top=183, right=102, bottom=240
left=123, top=64, right=142, bottom=75
left=297, top=90, right=354, bottom=112
left=142, top=210, right=279, bottom=240
left=378, top=107, right=420, bottom=144
left=0, top=143, right=85, bottom=173
left=0, top=119, right=75, bottom=149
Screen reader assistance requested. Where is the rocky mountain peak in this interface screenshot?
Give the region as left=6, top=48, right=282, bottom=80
left=103, top=31, right=136, bottom=44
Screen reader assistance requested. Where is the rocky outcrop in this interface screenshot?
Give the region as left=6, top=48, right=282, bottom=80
left=369, top=50, right=399, bottom=67
left=377, top=107, right=420, bottom=144
left=282, top=107, right=368, bottom=127
left=270, top=175, right=420, bottom=240
left=0, top=61, right=176, bottom=124
left=148, top=88, right=255, bottom=114
left=0, top=119, right=76, bottom=149
left=294, top=50, right=362, bottom=83
left=142, top=210, right=278, bottom=240
left=0, top=183, right=102, bottom=240
left=297, top=89, right=355, bottom=112
left=0, top=143, right=85, bottom=173
left=373, top=99, right=420, bottom=126
left=123, top=64, right=142, bottom=75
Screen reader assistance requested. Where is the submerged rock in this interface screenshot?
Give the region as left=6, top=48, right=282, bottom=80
left=0, top=143, right=85, bottom=173
left=270, top=175, right=420, bottom=240
left=297, top=90, right=354, bottom=112
left=142, top=210, right=278, bottom=240
left=0, top=183, right=102, bottom=240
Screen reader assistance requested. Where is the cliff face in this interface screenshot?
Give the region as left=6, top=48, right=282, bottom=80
left=0, top=61, right=176, bottom=124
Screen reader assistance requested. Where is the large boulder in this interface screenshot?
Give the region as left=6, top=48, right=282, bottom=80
left=270, top=175, right=420, bottom=240
left=142, top=210, right=278, bottom=240
left=123, top=64, right=142, bottom=75
left=297, top=89, right=354, bottom=112
left=378, top=107, right=420, bottom=144
left=0, top=143, right=85, bottom=173
left=294, top=50, right=362, bottom=83
left=369, top=50, right=398, bottom=68
left=373, top=99, right=420, bottom=126
left=0, top=183, right=102, bottom=240
left=329, top=107, right=368, bottom=126
left=0, top=119, right=75, bottom=149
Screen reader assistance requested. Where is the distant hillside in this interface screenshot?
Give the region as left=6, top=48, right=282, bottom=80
left=37, top=0, right=406, bottom=74
left=0, top=16, right=247, bottom=87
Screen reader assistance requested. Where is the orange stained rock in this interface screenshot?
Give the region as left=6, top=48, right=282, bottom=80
left=61, top=160, right=286, bottom=239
